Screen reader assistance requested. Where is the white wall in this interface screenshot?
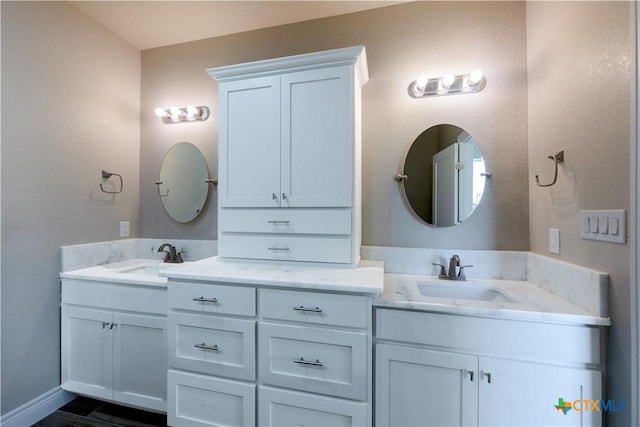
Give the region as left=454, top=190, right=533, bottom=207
left=139, top=1, right=530, bottom=250
left=527, top=2, right=631, bottom=426
left=0, top=2, right=140, bottom=414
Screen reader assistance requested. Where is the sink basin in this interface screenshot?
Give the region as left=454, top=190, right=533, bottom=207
left=417, top=281, right=516, bottom=303
left=104, top=260, right=182, bottom=276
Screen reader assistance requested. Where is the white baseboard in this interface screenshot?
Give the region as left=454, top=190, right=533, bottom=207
left=0, top=386, right=75, bottom=427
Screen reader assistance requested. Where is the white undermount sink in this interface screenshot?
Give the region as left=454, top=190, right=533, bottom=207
left=417, top=280, right=516, bottom=303
left=104, top=260, right=184, bottom=276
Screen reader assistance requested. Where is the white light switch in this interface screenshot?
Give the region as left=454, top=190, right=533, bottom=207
left=580, top=210, right=625, bottom=244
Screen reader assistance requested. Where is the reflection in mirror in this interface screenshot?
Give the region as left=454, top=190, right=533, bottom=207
left=157, top=142, right=210, bottom=223
left=401, top=124, right=486, bottom=227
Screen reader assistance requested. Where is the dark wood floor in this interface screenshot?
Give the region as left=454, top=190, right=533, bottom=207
left=32, top=396, right=167, bottom=427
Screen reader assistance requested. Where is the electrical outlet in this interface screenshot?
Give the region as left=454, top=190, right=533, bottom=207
left=119, top=221, right=130, bottom=238
left=549, top=228, right=560, bottom=254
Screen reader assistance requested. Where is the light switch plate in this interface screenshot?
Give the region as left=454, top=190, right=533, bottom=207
left=120, top=221, right=130, bottom=238
left=580, top=210, right=626, bottom=244
left=549, top=228, right=560, bottom=254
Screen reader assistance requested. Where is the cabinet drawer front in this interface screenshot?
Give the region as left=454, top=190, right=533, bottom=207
left=376, top=309, right=602, bottom=365
left=259, top=386, right=368, bottom=427
left=219, top=208, right=351, bottom=235
left=168, top=281, right=256, bottom=316
left=259, top=289, right=368, bottom=329
left=169, top=313, right=255, bottom=381
left=62, top=279, right=166, bottom=315
left=168, top=369, right=255, bottom=427
left=259, top=323, right=367, bottom=400
left=219, top=234, right=352, bottom=264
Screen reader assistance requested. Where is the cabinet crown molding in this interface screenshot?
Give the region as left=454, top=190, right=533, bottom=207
left=207, top=45, right=368, bottom=86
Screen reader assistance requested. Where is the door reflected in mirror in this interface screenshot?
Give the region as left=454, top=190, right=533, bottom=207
left=401, top=124, right=486, bottom=227
left=157, top=141, right=210, bottom=223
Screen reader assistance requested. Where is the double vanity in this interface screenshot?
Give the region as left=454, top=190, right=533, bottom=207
left=61, top=46, right=609, bottom=426
left=60, top=249, right=609, bottom=427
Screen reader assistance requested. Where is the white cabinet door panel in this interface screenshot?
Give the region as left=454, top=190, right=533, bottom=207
left=376, top=343, right=478, bottom=427
left=479, top=357, right=602, bottom=427
left=112, top=313, right=167, bottom=412
left=281, top=66, right=352, bottom=207
left=219, top=76, right=281, bottom=207
left=61, top=306, right=113, bottom=400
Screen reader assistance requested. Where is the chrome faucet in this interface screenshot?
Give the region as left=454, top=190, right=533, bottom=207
left=157, top=243, right=184, bottom=263
left=432, top=255, right=473, bottom=281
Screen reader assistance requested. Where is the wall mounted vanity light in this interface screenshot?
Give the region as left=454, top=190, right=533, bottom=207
left=408, top=70, right=486, bottom=98
left=154, top=105, right=210, bottom=124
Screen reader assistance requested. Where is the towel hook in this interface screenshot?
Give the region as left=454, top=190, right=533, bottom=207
left=100, top=170, right=123, bottom=194
left=535, top=151, right=564, bottom=187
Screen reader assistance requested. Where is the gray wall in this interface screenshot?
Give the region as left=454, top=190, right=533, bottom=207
left=140, top=1, right=530, bottom=250
left=527, top=2, right=631, bottom=426
left=1, top=2, right=140, bottom=414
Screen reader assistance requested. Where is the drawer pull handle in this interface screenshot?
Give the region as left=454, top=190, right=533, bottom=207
left=267, top=220, right=291, bottom=225
left=293, top=305, right=323, bottom=313
left=194, top=343, right=219, bottom=351
left=293, top=357, right=324, bottom=367
left=193, top=297, right=218, bottom=303
left=268, top=247, right=290, bottom=252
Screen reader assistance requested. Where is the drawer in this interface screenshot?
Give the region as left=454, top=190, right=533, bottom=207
left=62, top=279, right=166, bottom=315
left=168, top=369, right=255, bottom=427
left=168, top=281, right=256, bottom=316
left=259, top=288, right=368, bottom=329
left=258, top=386, right=368, bottom=427
left=259, top=323, right=367, bottom=401
left=375, top=308, right=601, bottom=365
left=219, top=234, right=352, bottom=264
left=168, top=312, right=255, bottom=381
left=219, top=208, right=352, bottom=235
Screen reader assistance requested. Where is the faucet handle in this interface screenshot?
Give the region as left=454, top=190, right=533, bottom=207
left=458, top=265, right=474, bottom=280
left=432, top=263, right=447, bottom=278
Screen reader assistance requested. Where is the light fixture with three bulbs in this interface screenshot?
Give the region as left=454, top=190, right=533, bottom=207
left=409, top=69, right=486, bottom=98
left=154, top=105, right=210, bottom=124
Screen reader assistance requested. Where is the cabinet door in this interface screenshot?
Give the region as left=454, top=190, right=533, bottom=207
left=61, top=306, right=113, bottom=400
left=112, top=313, right=167, bottom=412
left=479, top=357, right=602, bottom=427
left=281, top=66, right=352, bottom=207
left=219, top=75, right=281, bottom=207
left=376, top=344, right=478, bottom=427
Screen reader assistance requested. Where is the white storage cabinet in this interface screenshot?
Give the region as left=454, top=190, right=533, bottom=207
left=61, top=279, right=167, bottom=412
left=375, top=308, right=604, bottom=427
left=208, top=46, right=368, bottom=265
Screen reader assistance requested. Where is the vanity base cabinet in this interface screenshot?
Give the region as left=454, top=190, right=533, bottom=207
left=61, top=280, right=167, bottom=412
left=258, top=386, right=368, bottom=427
left=375, top=308, right=604, bottom=427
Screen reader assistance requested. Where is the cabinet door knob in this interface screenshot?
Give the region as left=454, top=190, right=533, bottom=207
left=102, top=321, right=110, bottom=329
left=467, top=370, right=474, bottom=382
left=282, top=193, right=288, bottom=201
left=272, top=193, right=278, bottom=201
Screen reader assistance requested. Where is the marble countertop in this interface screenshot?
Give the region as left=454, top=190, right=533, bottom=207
left=60, top=258, right=177, bottom=287
left=378, top=273, right=611, bottom=326
left=161, top=256, right=385, bottom=293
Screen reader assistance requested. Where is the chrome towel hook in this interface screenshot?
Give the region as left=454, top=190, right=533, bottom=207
left=535, top=151, right=564, bottom=187
left=100, top=170, right=123, bottom=194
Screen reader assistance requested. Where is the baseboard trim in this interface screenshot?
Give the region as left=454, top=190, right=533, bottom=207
left=0, top=386, right=75, bottom=427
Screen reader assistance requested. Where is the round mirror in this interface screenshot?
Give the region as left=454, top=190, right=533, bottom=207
left=157, top=142, right=210, bottom=223
left=400, top=124, right=487, bottom=227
